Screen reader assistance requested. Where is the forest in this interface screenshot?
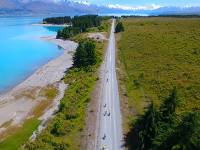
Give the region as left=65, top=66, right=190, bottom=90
left=43, top=16, right=72, bottom=24
left=56, top=15, right=103, bottom=39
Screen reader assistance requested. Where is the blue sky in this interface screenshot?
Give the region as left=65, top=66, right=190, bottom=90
left=84, top=0, right=200, bottom=7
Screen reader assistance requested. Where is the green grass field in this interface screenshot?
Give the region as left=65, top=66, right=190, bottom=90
left=117, top=17, right=200, bottom=129
left=0, top=119, right=40, bottom=150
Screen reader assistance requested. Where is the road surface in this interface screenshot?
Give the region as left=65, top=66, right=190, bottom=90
left=96, top=19, right=123, bottom=150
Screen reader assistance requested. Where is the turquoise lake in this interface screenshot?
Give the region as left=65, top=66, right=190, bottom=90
left=0, top=17, right=64, bottom=93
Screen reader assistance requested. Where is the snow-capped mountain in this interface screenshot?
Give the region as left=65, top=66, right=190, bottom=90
left=151, top=6, right=200, bottom=15
left=0, top=0, right=97, bottom=15
left=0, top=0, right=200, bottom=16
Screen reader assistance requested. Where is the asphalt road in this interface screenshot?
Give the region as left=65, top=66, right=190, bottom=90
left=97, top=19, right=123, bottom=150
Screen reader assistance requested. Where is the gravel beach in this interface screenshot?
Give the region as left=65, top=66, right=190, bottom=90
left=0, top=36, right=78, bottom=131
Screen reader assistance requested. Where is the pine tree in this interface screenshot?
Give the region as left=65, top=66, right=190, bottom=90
left=161, top=87, right=179, bottom=118
left=73, top=40, right=97, bottom=68
left=85, top=41, right=97, bottom=66
left=56, top=30, right=62, bottom=39
left=73, top=42, right=88, bottom=68
left=159, top=112, right=200, bottom=150
left=137, top=103, right=159, bottom=149
left=115, top=22, right=125, bottom=33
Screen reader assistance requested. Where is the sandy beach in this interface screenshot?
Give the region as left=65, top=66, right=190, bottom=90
left=0, top=36, right=78, bottom=132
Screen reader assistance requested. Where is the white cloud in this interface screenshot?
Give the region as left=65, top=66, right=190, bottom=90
left=70, top=0, right=91, bottom=6
left=107, top=4, right=161, bottom=10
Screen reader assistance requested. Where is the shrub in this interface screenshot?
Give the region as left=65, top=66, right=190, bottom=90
left=51, top=118, right=65, bottom=136
left=115, top=22, right=124, bottom=33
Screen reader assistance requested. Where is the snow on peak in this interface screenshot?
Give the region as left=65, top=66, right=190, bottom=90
left=107, top=4, right=161, bottom=10
left=73, top=0, right=90, bottom=6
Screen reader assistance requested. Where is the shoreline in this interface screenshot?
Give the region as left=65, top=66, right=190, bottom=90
left=30, top=81, right=67, bottom=141
left=32, top=23, right=70, bottom=27
left=0, top=36, right=78, bottom=132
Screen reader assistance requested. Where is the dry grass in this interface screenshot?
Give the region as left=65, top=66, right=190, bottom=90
left=14, top=87, right=40, bottom=100
left=0, top=120, right=13, bottom=129
left=31, top=85, right=58, bottom=118
left=31, top=100, right=53, bottom=118
left=39, top=85, right=58, bottom=100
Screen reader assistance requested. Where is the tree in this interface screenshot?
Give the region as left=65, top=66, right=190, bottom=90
left=73, top=40, right=97, bottom=68
left=72, top=15, right=101, bottom=32
left=56, top=27, right=81, bottom=39
left=159, top=112, right=200, bottom=150
left=55, top=15, right=103, bottom=39
left=136, top=103, right=160, bottom=150
left=85, top=40, right=97, bottom=65
left=153, top=87, right=180, bottom=148
left=115, top=22, right=125, bottom=33
left=73, top=42, right=88, bottom=67
left=160, top=87, right=180, bottom=118
left=61, top=27, right=73, bottom=39
left=56, top=30, right=62, bottom=39
left=126, top=87, right=200, bottom=150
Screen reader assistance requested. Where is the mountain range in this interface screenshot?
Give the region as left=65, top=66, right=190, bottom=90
left=0, top=0, right=200, bottom=16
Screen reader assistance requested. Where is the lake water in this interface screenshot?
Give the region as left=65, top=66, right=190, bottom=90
left=0, top=17, right=64, bottom=93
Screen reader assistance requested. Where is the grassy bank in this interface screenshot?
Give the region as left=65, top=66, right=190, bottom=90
left=117, top=17, right=200, bottom=135
left=0, top=85, right=58, bottom=150
left=0, top=119, right=40, bottom=150
left=24, top=21, right=110, bottom=150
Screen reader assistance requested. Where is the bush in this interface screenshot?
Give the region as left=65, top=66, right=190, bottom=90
left=115, top=22, right=124, bottom=33
left=51, top=118, right=65, bottom=136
